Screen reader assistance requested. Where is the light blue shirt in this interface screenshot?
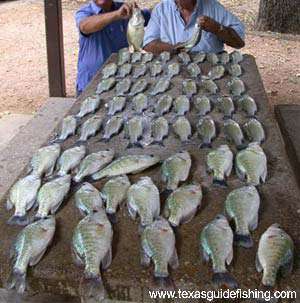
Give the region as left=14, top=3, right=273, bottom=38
left=143, top=0, right=245, bottom=53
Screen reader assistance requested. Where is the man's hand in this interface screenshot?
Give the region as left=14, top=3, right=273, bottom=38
left=116, top=3, right=134, bottom=20
left=198, top=16, right=220, bottom=34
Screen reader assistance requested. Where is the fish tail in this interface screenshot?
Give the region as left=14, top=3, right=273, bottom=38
left=213, top=178, right=227, bottom=187
left=212, top=272, right=238, bottom=289
left=160, top=189, right=173, bottom=200
left=262, top=269, right=277, bottom=287
left=200, top=142, right=212, bottom=149
left=237, top=142, right=248, bottom=150
left=151, top=140, right=165, bottom=147
left=127, top=142, right=143, bottom=149
left=234, top=233, right=253, bottom=248
left=7, top=214, right=30, bottom=226
left=154, top=276, right=175, bottom=290
left=6, top=269, right=27, bottom=294
left=107, top=213, right=117, bottom=224
left=80, top=273, right=107, bottom=302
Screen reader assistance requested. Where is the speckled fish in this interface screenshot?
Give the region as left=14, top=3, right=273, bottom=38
left=219, top=51, right=230, bottom=65
left=58, top=115, right=77, bottom=141
left=132, top=93, right=148, bottom=114
left=238, top=95, right=257, bottom=117
left=216, top=96, right=235, bottom=118
left=174, top=95, right=190, bottom=115
left=117, top=47, right=130, bottom=65
left=92, top=154, right=160, bottom=180
left=102, top=116, right=124, bottom=141
left=228, top=63, right=242, bottom=77
left=102, top=63, right=117, bottom=79
left=173, top=116, right=192, bottom=142
left=228, top=78, right=245, bottom=96
left=224, top=119, right=245, bottom=149
left=72, top=211, right=113, bottom=302
left=201, top=79, right=218, bottom=94
left=194, top=96, right=211, bottom=116
left=183, top=79, right=197, bottom=97
left=150, top=78, right=170, bottom=96
left=115, top=78, right=131, bottom=96
left=176, top=23, right=202, bottom=52
left=187, top=62, right=201, bottom=78
left=155, top=94, right=173, bottom=115
left=256, top=224, right=294, bottom=287
left=75, top=182, right=103, bottom=216
left=35, top=175, right=71, bottom=219
left=117, top=63, right=132, bottom=78
left=207, top=53, right=219, bottom=65
left=160, top=51, right=171, bottom=63
left=193, top=52, right=206, bottom=63
left=236, top=143, right=267, bottom=186
left=96, top=77, right=116, bottom=94
left=164, top=183, right=202, bottom=227
left=73, top=149, right=115, bottom=183
left=129, top=79, right=148, bottom=96
left=200, top=214, right=237, bottom=288
left=124, top=116, right=144, bottom=148
left=57, top=145, right=86, bottom=176
left=101, top=175, right=131, bottom=215
left=151, top=117, right=169, bottom=145
left=207, top=145, right=233, bottom=186
left=141, top=217, right=178, bottom=279
left=142, top=52, right=154, bottom=63
left=76, top=96, right=101, bottom=118
left=131, top=52, right=142, bottom=63
left=7, top=216, right=55, bottom=294
left=230, top=50, right=243, bottom=64
left=127, top=177, right=160, bottom=227
left=7, top=175, right=41, bottom=226
left=178, top=52, right=191, bottom=65
left=29, top=143, right=61, bottom=177
left=107, top=96, right=126, bottom=115
left=225, top=186, right=260, bottom=248
left=150, top=62, right=163, bottom=77
left=161, top=151, right=191, bottom=191
left=244, top=119, right=265, bottom=144
left=197, top=116, right=216, bottom=148
left=167, top=62, right=180, bottom=78
left=79, top=115, right=102, bottom=141
left=208, top=65, right=225, bottom=80
left=133, top=64, right=147, bottom=79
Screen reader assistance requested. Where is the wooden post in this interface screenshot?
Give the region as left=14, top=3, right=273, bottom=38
left=44, top=0, right=66, bottom=97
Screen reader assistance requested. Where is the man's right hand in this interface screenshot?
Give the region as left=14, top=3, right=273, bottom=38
left=116, top=3, right=134, bottom=20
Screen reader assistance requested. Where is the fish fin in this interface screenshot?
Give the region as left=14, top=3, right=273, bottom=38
left=181, top=208, right=198, bottom=225
left=212, top=272, right=238, bottom=289
left=79, top=275, right=107, bottom=303
left=236, top=165, right=246, bottom=181
left=202, top=249, right=210, bottom=263
left=236, top=143, right=248, bottom=150
left=50, top=200, right=64, bottom=214
left=45, top=164, right=55, bottom=178
left=72, top=246, right=84, bottom=267
left=29, top=246, right=48, bottom=266
left=249, top=213, right=259, bottom=231
left=127, top=142, right=144, bottom=149
left=101, top=248, right=112, bottom=270
left=234, top=234, right=253, bottom=248
left=107, top=213, right=117, bottom=224
left=6, top=269, right=27, bottom=294
left=279, top=250, right=294, bottom=278
left=138, top=224, right=146, bottom=235
left=226, top=248, right=233, bottom=265
left=160, top=189, right=173, bottom=200
left=6, top=199, right=14, bottom=211
left=7, top=214, right=30, bottom=226
left=127, top=203, right=137, bottom=220
left=163, top=206, right=170, bottom=218
left=154, top=276, right=176, bottom=290
left=151, top=140, right=165, bottom=147
left=140, top=247, right=151, bottom=267
left=223, top=114, right=232, bottom=120
left=169, top=248, right=179, bottom=270
left=261, top=167, right=267, bottom=183
left=256, top=254, right=263, bottom=272
left=200, top=142, right=212, bottom=149
left=213, top=178, right=227, bottom=187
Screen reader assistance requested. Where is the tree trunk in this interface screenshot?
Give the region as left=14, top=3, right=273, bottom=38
left=257, top=0, right=300, bottom=34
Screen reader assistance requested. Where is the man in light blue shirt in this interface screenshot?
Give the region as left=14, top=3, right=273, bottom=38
left=143, top=0, right=245, bottom=54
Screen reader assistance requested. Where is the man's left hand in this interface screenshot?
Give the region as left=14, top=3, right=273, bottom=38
left=198, top=16, right=220, bottom=34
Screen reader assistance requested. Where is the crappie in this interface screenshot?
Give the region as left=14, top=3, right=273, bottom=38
left=76, top=95, right=101, bottom=118
left=133, top=64, right=147, bottom=79
left=155, top=94, right=173, bottom=115
left=201, top=79, right=218, bottom=94
left=178, top=52, right=191, bottom=65
left=235, top=143, right=267, bottom=186
left=107, top=96, right=126, bottom=115
left=228, top=78, right=245, bottom=96
left=164, top=184, right=202, bottom=226
left=72, top=211, right=113, bottom=301
left=96, top=77, right=116, bottom=94
left=117, top=47, right=130, bottom=66
left=194, top=96, right=211, bottom=116
left=129, top=79, right=148, bottom=96
left=244, top=118, right=265, bottom=144
left=230, top=50, right=243, bottom=64
left=125, top=116, right=144, bottom=148
left=7, top=216, right=55, bottom=294
left=224, top=119, right=245, bottom=149
left=216, top=96, right=235, bottom=118
left=150, top=78, right=170, bottom=96
left=175, top=23, right=202, bottom=52
left=256, top=224, right=294, bottom=287
left=200, top=214, right=237, bottom=288
left=228, top=63, right=242, bottom=77
left=35, top=175, right=71, bottom=219
left=117, top=63, right=132, bottom=78
left=79, top=115, right=102, bottom=141
left=56, top=145, right=86, bottom=176
left=238, top=95, right=257, bottom=117
left=207, top=53, right=219, bottom=65
left=58, top=115, right=77, bottom=141
left=219, top=51, right=230, bottom=65
left=187, top=62, right=201, bottom=78
left=160, top=51, right=171, bottom=63
left=141, top=217, right=178, bottom=278
left=150, top=62, right=163, bottom=77
left=116, top=78, right=131, bottom=96
left=73, top=149, right=115, bottom=183
left=102, top=63, right=117, bottom=79
left=193, top=52, right=206, bottom=63
left=92, top=154, right=160, bottom=180
left=127, top=177, right=160, bottom=227
left=207, top=145, right=233, bottom=186
left=132, top=93, right=148, bottom=114
left=102, top=116, right=124, bottom=141
left=173, top=116, right=192, bottom=142
left=197, top=116, right=216, bottom=148
left=142, top=52, right=154, bottom=64
left=161, top=151, right=191, bottom=191
left=183, top=79, right=197, bottom=97
left=7, top=175, right=41, bottom=226
left=167, top=62, right=180, bottom=78
left=131, top=52, right=142, bottom=63
left=208, top=65, right=225, bottom=80
left=225, top=186, right=260, bottom=248
left=151, top=117, right=169, bottom=145
left=174, top=95, right=190, bottom=115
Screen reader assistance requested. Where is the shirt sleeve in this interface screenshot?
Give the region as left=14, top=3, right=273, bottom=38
left=143, top=4, right=161, bottom=47
left=75, top=6, right=92, bottom=32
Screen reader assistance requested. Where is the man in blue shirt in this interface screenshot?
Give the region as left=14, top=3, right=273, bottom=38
left=75, top=1, right=150, bottom=95
left=143, top=0, right=245, bottom=54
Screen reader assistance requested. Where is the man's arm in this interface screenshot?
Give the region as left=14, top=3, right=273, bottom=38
left=144, top=40, right=179, bottom=55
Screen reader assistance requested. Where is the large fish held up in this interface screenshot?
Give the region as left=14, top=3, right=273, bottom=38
left=127, top=7, right=145, bottom=53
left=175, top=22, right=202, bottom=52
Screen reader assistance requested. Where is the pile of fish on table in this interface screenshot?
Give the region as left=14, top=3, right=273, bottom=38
left=5, top=46, right=294, bottom=301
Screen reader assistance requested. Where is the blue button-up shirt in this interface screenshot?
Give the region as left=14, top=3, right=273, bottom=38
left=143, top=0, right=245, bottom=53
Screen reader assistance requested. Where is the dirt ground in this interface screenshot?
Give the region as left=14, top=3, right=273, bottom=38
left=0, top=0, right=299, bottom=116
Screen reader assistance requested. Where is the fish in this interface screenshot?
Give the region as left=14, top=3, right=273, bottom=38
left=178, top=52, right=191, bottom=65
left=219, top=51, right=230, bottom=65
left=235, top=143, right=267, bottom=186
left=244, top=119, right=265, bottom=144
left=127, top=177, right=160, bottom=227
left=92, top=154, right=160, bottom=180
left=155, top=94, right=173, bottom=116
left=173, top=116, right=192, bottom=142
left=187, top=62, right=201, bottom=78
left=238, top=95, right=257, bottom=117
left=206, top=53, right=219, bottom=65
left=161, top=151, right=191, bottom=191
left=131, top=52, right=142, bottom=63
left=102, top=116, right=124, bottom=141
left=107, top=96, right=126, bottom=115
left=7, top=216, right=55, bottom=294
left=200, top=214, right=238, bottom=288
left=216, top=96, right=235, bottom=118
left=160, top=51, right=171, bottom=63
left=35, top=175, right=71, bottom=219
left=167, top=62, right=180, bottom=78
left=164, top=183, right=202, bottom=226
left=73, top=149, right=115, bottom=183
left=208, top=65, right=225, bottom=80
left=96, top=77, right=116, bottom=95
left=129, top=79, right=148, bottom=96
left=183, top=79, right=197, bottom=97
left=173, top=95, right=190, bottom=116
left=256, top=224, right=294, bottom=287
left=58, top=115, right=77, bottom=141
left=141, top=217, right=179, bottom=280
left=29, top=143, right=61, bottom=177
left=207, top=145, right=233, bottom=186
left=142, top=52, right=154, bottom=63
left=224, top=119, right=245, bottom=149
left=133, top=64, right=147, bottom=79
left=193, top=52, right=206, bottom=63
left=101, top=175, right=131, bottom=215
left=56, top=145, right=86, bottom=176
left=117, top=47, right=131, bottom=66
left=115, top=78, right=131, bottom=96
left=150, top=78, right=170, bottom=96
left=6, top=175, right=41, bottom=226
left=201, top=79, right=218, bottom=94
left=102, top=63, right=117, bottom=79
left=230, top=50, right=243, bottom=64
left=151, top=117, right=169, bottom=145
left=228, top=63, right=242, bottom=77
left=225, top=186, right=260, bottom=248
left=175, top=23, right=202, bottom=52
left=72, top=211, right=113, bottom=302
left=194, top=96, right=211, bottom=116
left=228, top=78, right=245, bottom=96
left=150, top=62, right=163, bottom=77
left=117, top=63, right=132, bottom=78
left=79, top=115, right=102, bottom=141
left=132, top=93, right=148, bottom=114
left=124, top=116, right=144, bottom=148
left=75, top=182, right=103, bottom=216
left=76, top=96, right=101, bottom=119
left=197, top=116, right=216, bottom=148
